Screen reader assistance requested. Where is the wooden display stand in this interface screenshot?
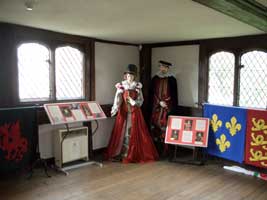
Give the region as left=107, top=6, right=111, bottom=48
left=165, top=115, right=209, bottom=165
left=44, top=101, right=106, bottom=175
left=171, top=145, right=205, bottom=165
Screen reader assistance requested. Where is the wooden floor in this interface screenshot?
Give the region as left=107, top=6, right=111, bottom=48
left=0, top=161, right=266, bottom=200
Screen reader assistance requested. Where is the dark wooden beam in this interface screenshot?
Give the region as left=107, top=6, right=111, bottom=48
left=192, top=0, right=267, bottom=32
left=139, top=44, right=152, bottom=121
left=95, top=38, right=138, bottom=46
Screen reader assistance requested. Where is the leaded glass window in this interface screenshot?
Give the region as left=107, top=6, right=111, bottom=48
left=208, top=51, right=235, bottom=106
left=239, top=50, right=267, bottom=109
left=55, top=46, right=84, bottom=100
left=17, top=43, right=85, bottom=103
left=18, top=43, right=50, bottom=102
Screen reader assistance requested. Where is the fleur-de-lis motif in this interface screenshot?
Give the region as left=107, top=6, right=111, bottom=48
left=225, top=116, right=241, bottom=136
left=211, top=114, right=222, bottom=133
left=216, top=134, right=231, bottom=152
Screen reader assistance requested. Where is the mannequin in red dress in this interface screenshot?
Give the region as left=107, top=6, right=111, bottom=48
left=105, top=64, right=159, bottom=163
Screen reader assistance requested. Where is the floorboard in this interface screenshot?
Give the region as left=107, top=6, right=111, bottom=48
left=0, top=161, right=266, bottom=200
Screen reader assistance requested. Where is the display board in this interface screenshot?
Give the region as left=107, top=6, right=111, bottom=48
left=165, top=116, right=209, bottom=147
left=44, top=101, right=106, bottom=125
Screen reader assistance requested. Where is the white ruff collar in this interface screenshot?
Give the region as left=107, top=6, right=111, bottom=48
left=156, top=71, right=175, bottom=78
left=121, top=80, right=142, bottom=90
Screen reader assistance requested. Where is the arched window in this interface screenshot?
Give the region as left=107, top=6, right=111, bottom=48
left=17, top=43, right=86, bottom=103
left=239, top=50, right=267, bottom=108
left=55, top=46, right=84, bottom=100
left=17, top=43, right=50, bottom=102
left=208, top=51, right=235, bottom=106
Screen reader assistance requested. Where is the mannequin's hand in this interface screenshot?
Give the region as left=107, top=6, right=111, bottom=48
left=127, top=97, right=136, bottom=106
left=159, top=101, right=167, bottom=108
left=111, top=109, right=117, bottom=117
left=117, top=88, right=124, bottom=94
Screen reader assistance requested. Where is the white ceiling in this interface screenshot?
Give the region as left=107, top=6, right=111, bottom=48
left=256, top=0, right=267, bottom=7
left=0, top=0, right=264, bottom=44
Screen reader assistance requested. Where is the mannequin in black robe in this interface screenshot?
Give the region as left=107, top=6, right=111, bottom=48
left=148, top=60, right=178, bottom=157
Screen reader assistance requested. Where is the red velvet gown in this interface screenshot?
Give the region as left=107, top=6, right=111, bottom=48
left=105, top=88, right=159, bottom=163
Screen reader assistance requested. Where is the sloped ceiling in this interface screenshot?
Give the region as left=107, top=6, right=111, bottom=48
left=256, top=0, right=267, bottom=7
left=0, top=0, right=264, bottom=43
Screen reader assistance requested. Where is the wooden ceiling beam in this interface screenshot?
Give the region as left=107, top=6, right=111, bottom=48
left=192, top=0, right=267, bottom=32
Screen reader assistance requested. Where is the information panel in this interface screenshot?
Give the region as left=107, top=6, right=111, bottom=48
left=44, top=101, right=106, bottom=125
left=165, top=115, right=209, bottom=147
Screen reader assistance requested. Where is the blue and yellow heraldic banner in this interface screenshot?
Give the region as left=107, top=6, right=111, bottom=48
left=204, top=104, right=247, bottom=163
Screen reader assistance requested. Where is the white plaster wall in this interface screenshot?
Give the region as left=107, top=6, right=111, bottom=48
left=95, top=42, right=139, bottom=104
left=152, top=45, right=199, bottom=107
left=91, top=118, right=115, bottom=150
left=94, top=42, right=139, bottom=149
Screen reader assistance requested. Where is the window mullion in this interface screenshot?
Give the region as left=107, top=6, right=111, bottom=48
left=50, top=47, right=56, bottom=101
left=233, top=53, right=241, bottom=106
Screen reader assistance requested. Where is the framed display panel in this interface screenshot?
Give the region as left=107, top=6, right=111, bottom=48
left=165, top=116, right=209, bottom=147
left=44, top=101, right=106, bottom=125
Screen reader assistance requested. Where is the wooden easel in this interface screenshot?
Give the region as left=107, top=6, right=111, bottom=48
left=170, top=145, right=205, bottom=165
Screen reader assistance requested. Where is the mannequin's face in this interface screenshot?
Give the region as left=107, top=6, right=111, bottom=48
left=159, top=65, right=169, bottom=74
left=126, top=73, right=135, bottom=82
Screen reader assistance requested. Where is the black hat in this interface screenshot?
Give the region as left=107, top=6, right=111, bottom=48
left=159, top=60, right=172, bottom=67
left=124, top=64, right=137, bottom=75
